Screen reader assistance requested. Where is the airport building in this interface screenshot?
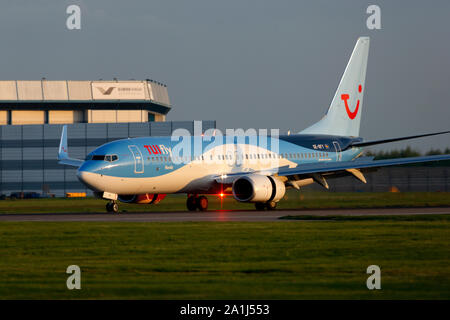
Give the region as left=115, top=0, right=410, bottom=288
left=0, top=80, right=215, bottom=197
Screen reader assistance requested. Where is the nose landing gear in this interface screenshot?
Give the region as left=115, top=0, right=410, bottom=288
left=106, top=201, right=119, bottom=213
left=187, top=195, right=209, bottom=211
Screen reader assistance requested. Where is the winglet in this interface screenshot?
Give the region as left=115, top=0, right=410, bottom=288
left=57, top=125, right=84, bottom=167
left=58, top=125, right=68, bottom=160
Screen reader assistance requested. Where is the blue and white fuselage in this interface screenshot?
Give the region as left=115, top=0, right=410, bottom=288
left=77, top=134, right=361, bottom=195
left=58, top=37, right=450, bottom=212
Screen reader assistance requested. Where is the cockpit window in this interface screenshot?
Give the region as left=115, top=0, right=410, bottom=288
left=86, top=154, right=118, bottom=162
left=105, top=155, right=119, bottom=162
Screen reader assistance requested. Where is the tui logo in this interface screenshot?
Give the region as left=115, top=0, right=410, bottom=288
left=341, top=84, right=362, bottom=120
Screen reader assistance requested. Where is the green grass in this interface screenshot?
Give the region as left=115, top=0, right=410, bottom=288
left=1, top=191, right=450, bottom=214
left=280, top=214, right=450, bottom=222
left=0, top=219, right=449, bottom=299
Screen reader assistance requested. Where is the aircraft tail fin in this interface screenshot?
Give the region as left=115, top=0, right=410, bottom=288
left=300, top=37, right=370, bottom=137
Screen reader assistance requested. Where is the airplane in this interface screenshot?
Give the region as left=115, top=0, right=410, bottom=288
left=58, top=37, right=450, bottom=213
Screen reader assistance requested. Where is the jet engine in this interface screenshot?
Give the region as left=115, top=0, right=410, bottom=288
left=118, top=193, right=166, bottom=204
left=232, top=174, right=285, bottom=203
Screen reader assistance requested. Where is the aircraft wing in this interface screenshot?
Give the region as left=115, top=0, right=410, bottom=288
left=57, top=125, right=84, bottom=167
left=277, top=154, right=450, bottom=178
left=213, top=154, right=450, bottom=185
left=348, top=130, right=450, bottom=149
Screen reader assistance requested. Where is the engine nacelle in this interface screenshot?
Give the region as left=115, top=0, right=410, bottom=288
left=232, top=174, right=285, bottom=203
left=118, top=193, right=166, bottom=204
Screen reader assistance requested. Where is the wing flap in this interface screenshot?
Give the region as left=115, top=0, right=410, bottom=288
left=212, top=154, right=450, bottom=185
left=277, top=154, right=450, bottom=177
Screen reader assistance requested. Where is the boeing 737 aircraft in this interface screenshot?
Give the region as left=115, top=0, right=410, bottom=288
left=58, top=37, right=450, bottom=213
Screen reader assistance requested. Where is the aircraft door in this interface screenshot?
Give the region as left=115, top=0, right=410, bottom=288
left=128, top=145, right=144, bottom=173
left=333, top=141, right=342, bottom=161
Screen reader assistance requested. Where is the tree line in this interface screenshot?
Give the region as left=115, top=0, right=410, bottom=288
left=365, top=146, right=450, bottom=166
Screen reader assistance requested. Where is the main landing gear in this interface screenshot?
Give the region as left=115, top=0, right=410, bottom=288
left=106, top=201, right=119, bottom=213
left=254, top=201, right=277, bottom=211
left=187, top=195, right=209, bottom=211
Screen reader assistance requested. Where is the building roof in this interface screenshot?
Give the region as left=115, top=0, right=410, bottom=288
left=0, top=80, right=171, bottom=115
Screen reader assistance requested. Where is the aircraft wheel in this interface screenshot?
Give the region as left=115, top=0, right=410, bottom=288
left=197, top=196, right=208, bottom=211
left=254, top=202, right=266, bottom=211
left=266, top=201, right=277, bottom=210
left=186, top=196, right=197, bottom=211
left=106, top=201, right=119, bottom=213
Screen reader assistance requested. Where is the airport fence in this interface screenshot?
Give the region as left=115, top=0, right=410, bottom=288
left=306, top=166, right=450, bottom=192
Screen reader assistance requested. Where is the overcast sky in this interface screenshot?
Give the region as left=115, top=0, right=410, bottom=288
left=0, top=0, right=449, bottom=152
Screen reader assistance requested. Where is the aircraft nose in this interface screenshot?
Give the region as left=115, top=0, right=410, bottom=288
left=76, top=170, right=87, bottom=182
left=77, top=170, right=104, bottom=191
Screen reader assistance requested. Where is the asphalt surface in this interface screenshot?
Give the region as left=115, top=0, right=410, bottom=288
left=0, top=207, right=449, bottom=222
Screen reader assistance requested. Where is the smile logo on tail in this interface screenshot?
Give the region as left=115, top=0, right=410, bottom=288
left=341, top=84, right=362, bottom=120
